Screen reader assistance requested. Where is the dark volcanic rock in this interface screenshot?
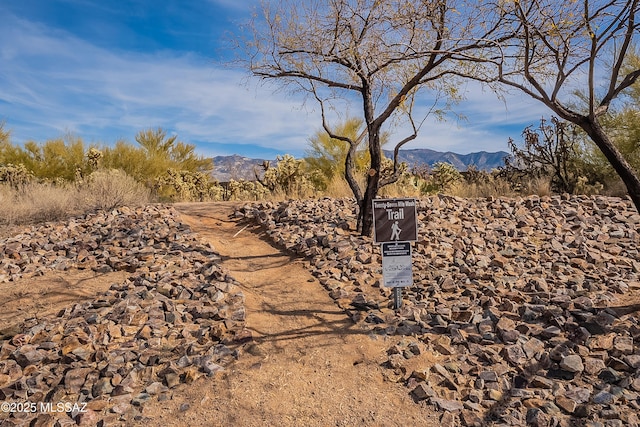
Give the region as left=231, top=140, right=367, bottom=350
left=0, top=205, right=246, bottom=426
left=239, top=195, right=640, bottom=426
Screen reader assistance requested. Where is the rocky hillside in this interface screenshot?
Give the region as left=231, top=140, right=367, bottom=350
left=239, top=194, right=640, bottom=426
left=211, top=155, right=268, bottom=182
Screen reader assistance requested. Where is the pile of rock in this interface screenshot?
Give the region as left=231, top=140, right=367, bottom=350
left=0, top=205, right=246, bottom=426
left=239, top=195, right=640, bottom=427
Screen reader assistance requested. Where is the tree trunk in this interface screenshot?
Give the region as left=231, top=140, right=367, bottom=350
left=360, top=171, right=380, bottom=236
left=359, top=126, right=382, bottom=237
left=581, top=118, right=640, bottom=212
left=343, top=137, right=364, bottom=230
left=358, top=84, right=382, bottom=236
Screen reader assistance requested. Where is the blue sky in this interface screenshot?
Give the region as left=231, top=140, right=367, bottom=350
left=0, top=0, right=550, bottom=159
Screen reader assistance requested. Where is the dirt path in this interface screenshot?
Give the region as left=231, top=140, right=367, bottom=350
left=136, top=202, right=439, bottom=426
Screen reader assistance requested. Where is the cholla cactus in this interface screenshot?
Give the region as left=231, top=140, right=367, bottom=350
left=156, top=169, right=224, bottom=201
left=574, top=175, right=604, bottom=195
left=380, top=157, right=409, bottom=182
left=86, top=148, right=103, bottom=170
left=0, top=163, right=33, bottom=190
left=260, top=154, right=316, bottom=197
left=432, top=162, right=462, bottom=190
left=228, top=179, right=270, bottom=200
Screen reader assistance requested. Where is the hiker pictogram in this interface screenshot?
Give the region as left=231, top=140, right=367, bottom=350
left=390, top=221, right=401, bottom=240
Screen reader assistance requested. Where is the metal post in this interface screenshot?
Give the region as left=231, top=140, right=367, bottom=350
left=393, top=287, right=402, bottom=310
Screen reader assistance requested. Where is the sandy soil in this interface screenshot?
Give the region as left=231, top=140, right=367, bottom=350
left=1, top=203, right=441, bottom=426
left=138, top=202, right=440, bottom=427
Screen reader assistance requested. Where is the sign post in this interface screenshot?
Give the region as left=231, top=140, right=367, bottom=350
left=372, top=198, right=417, bottom=310
left=393, top=288, right=402, bottom=309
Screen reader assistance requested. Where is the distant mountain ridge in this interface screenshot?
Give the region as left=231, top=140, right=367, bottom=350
left=211, top=149, right=509, bottom=182
left=211, top=155, right=269, bottom=182
left=383, top=148, right=509, bottom=171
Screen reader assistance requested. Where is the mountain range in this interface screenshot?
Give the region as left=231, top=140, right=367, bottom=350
left=210, top=149, right=510, bottom=182
left=383, top=148, right=509, bottom=172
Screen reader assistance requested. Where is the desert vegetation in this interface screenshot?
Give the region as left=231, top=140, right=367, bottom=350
left=2, top=2, right=640, bottom=229
left=238, top=0, right=640, bottom=235
left=2, top=103, right=640, bottom=230
left=0, top=125, right=214, bottom=227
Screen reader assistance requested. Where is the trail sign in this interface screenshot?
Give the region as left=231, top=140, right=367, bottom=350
left=381, top=241, right=413, bottom=288
left=372, top=198, right=418, bottom=243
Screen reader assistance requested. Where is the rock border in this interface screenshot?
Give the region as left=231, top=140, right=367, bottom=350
left=239, top=195, right=640, bottom=427
left=0, top=205, right=247, bottom=426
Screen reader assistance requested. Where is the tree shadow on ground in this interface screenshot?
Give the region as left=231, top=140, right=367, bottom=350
left=245, top=301, right=373, bottom=347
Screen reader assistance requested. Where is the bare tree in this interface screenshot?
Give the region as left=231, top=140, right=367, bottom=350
left=241, top=0, right=516, bottom=235
left=487, top=0, right=640, bottom=211
left=505, top=116, right=581, bottom=193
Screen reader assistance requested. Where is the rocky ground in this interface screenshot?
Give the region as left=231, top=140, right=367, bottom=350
left=238, top=194, right=640, bottom=427
left=1, top=195, right=639, bottom=427
left=0, top=205, right=247, bottom=426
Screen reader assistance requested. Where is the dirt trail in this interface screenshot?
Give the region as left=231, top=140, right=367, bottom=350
left=136, top=202, right=439, bottom=426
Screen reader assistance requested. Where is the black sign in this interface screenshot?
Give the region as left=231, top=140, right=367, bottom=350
left=372, top=198, right=418, bottom=243
left=382, top=241, right=412, bottom=257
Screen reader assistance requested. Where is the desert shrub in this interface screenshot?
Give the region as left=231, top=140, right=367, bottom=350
left=9, top=137, right=92, bottom=182
left=101, top=134, right=213, bottom=189
left=305, top=118, right=370, bottom=188
left=504, top=117, right=583, bottom=194
left=78, top=169, right=149, bottom=211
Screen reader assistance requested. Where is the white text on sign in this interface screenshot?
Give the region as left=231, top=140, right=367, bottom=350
left=373, top=199, right=416, bottom=209
left=387, top=209, right=404, bottom=220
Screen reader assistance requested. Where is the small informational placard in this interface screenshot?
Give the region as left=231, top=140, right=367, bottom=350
left=381, top=241, right=413, bottom=288
left=372, top=198, right=418, bottom=243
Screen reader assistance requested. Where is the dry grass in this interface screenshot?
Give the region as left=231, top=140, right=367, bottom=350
left=0, top=169, right=149, bottom=228
left=449, top=178, right=515, bottom=198
left=379, top=181, right=421, bottom=198
left=520, top=176, right=552, bottom=197
left=322, top=175, right=365, bottom=198
left=320, top=175, right=422, bottom=199
left=0, top=182, right=76, bottom=225
left=77, top=169, right=150, bottom=211
left=448, top=176, right=552, bottom=199
left=601, top=178, right=629, bottom=198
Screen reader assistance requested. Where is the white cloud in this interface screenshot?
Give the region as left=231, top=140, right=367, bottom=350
left=0, top=9, right=552, bottom=159
left=392, top=80, right=552, bottom=154
left=0, top=11, right=322, bottom=156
